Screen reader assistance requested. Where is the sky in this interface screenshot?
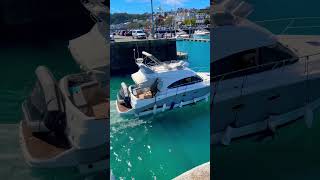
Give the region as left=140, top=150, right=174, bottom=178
left=111, top=0, right=209, bottom=14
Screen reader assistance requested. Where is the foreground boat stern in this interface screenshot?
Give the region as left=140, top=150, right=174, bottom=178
left=19, top=120, right=76, bottom=168
left=115, top=100, right=134, bottom=116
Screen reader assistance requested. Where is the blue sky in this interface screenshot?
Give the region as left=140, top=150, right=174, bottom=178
left=111, top=0, right=209, bottom=14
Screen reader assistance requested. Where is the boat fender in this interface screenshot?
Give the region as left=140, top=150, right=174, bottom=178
left=121, top=82, right=129, bottom=98
left=221, top=126, right=234, bottom=146
left=162, top=104, right=166, bottom=112
left=153, top=104, right=157, bottom=114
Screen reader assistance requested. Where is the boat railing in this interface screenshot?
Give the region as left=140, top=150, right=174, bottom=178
left=255, top=17, right=320, bottom=34
left=212, top=52, right=320, bottom=104
left=137, top=55, right=189, bottom=72
left=135, top=51, right=162, bottom=67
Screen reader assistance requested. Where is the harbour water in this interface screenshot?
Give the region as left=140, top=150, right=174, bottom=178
left=213, top=1, right=320, bottom=179
left=0, top=42, right=106, bottom=179
left=110, top=40, right=210, bottom=179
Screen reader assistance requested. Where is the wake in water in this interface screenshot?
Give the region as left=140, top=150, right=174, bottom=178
left=110, top=99, right=210, bottom=179
left=110, top=99, right=210, bottom=134
left=0, top=124, right=33, bottom=179
left=110, top=100, right=149, bottom=134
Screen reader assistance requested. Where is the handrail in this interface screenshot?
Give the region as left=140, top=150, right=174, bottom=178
left=212, top=51, right=320, bottom=103
left=255, top=17, right=320, bottom=23
left=139, top=58, right=190, bottom=73
left=254, top=16, right=320, bottom=34
left=212, top=52, right=320, bottom=81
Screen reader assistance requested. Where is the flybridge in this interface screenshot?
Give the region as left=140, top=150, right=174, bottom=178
left=134, top=50, right=189, bottom=73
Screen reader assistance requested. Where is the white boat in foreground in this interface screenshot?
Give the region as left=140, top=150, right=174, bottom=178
left=116, top=51, right=210, bottom=117
left=20, top=66, right=108, bottom=173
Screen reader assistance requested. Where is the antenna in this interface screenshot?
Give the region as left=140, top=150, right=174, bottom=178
left=135, top=43, right=140, bottom=58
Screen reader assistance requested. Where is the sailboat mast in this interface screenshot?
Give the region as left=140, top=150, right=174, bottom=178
left=151, top=0, right=155, bottom=38
left=174, top=3, right=176, bottom=35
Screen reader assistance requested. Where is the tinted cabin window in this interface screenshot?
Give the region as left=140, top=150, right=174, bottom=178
left=212, top=49, right=257, bottom=77
left=168, top=76, right=203, bottom=89
left=212, top=44, right=296, bottom=81
left=259, top=44, right=293, bottom=64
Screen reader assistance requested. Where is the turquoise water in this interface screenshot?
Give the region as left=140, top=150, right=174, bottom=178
left=110, top=40, right=210, bottom=179
left=0, top=43, right=80, bottom=124
left=213, top=1, right=320, bottom=179
left=0, top=42, right=107, bottom=179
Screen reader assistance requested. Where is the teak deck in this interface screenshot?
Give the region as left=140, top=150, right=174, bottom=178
left=22, top=121, right=69, bottom=160
left=117, top=101, right=131, bottom=112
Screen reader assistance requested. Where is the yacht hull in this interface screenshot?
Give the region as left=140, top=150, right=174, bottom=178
left=212, top=76, right=320, bottom=145
left=123, top=86, right=210, bottom=117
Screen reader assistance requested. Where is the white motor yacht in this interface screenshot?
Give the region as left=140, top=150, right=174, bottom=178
left=212, top=0, right=320, bottom=145
left=116, top=51, right=210, bottom=117
left=193, top=29, right=210, bottom=39
left=175, top=29, right=190, bottom=39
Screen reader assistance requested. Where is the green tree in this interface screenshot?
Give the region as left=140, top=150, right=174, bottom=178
left=183, top=19, right=191, bottom=26
left=110, top=13, right=149, bottom=24
left=190, top=18, right=196, bottom=26
left=127, top=22, right=144, bottom=29
left=183, top=18, right=196, bottom=26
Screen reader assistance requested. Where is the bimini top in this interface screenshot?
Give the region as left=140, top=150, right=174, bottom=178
left=211, top=0, right=278, bottom=62
left=131, top=67, right=197, bottom=91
